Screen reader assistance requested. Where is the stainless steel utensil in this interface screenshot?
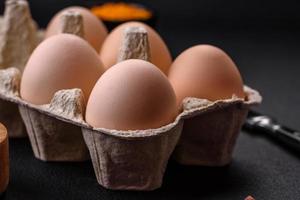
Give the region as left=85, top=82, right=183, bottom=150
left=244, top=110, right=300, bottom=153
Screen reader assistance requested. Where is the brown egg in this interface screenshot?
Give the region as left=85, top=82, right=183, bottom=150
left=86, top=59, right=177, bottom=130
left=20, top=34, right=105, bottom=105
left=45, top=6, right=108, bottom=51
left=168, top=45, right=245, bottom=108
left=99, top=22, right=172, bottom=74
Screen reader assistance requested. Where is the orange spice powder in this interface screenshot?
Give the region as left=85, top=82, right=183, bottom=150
left=91, top=2, right=152, bottom=21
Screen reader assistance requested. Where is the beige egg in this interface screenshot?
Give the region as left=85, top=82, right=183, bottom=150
left=45, top=6, right=108, bottom=51
left=86, top=59, right=177, bottom=130
left=20, top=34, right=105, bottom=105
left=168, top=45, right=245, bottom=108
left=99, top=21, right=172, bottom=75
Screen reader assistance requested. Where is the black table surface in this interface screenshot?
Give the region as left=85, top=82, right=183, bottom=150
left=1, top=1, right=300, bottom=200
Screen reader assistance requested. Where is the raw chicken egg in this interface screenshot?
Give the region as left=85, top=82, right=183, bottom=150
left=20, top=34, right=105, bottom=105
left=168, top=45, right=245, bottom=108
left=45, top=6, right=108, bottom=51
left=86, top=59, right=177, bottom=130
left=99, top=22, right=172, bottom=74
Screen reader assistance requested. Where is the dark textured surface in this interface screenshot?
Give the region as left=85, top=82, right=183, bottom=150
left=1, top=0, right=300, bottom=199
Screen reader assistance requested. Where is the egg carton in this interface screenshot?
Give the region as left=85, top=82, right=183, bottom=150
left=0, top=66, right=261, bottom=190
left=0, top=0, right=43, bottom=138
left=0, top=0, right=84, bottom=138
left=0, top=67, right=182, bottom=190
left=0, top=6, right=183, bottom=189
left=0, top=0, right=262, bottom=191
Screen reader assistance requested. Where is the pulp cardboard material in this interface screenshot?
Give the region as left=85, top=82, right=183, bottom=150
left=173, top=87, right=261, bottom=166
left=0, top=0, right=41, bottom=138
left=0, top=67, right=261, bottom=190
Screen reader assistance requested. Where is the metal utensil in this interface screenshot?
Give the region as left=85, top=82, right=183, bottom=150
left=243, top=110, right=300, bottom=153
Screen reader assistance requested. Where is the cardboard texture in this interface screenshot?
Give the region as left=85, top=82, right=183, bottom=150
left=82, top=121, right=183, bottom=190
left=0, top=0, right=262, bottom=190
left=0, top=0, right=41, bottom=138
left=0, top=98, right=25, bottom=138
left=0, top=68, right=26, bottom=137
left=17, top=88, right=89, bottom=161
left=0, top=0, right=38, bottom=72
left=118, top=26, right=151, bottom=62
left=19, top=104, right=90, bottom=162
left=173, top=87, right=261, bottom=166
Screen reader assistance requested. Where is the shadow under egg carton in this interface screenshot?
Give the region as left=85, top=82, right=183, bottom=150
left=0, top=67, right=261, bottom=190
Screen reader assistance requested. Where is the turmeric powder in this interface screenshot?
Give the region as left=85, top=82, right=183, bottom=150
left=91, top=2, right=152, bottom=21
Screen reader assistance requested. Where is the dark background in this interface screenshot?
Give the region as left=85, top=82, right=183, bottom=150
left=1, top=0, right=300, bottom=199
left=2, top=0, right=300, bottom=28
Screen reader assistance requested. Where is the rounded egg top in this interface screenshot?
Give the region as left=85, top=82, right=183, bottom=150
left=168, top=45, right=245, bottom=108
left=21, top=33, right=105, bottom=105
left=86, top=59, right=177, bottom=130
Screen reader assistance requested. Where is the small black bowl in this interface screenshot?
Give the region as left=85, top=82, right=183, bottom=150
left=83, top=1, right=157, bottom=31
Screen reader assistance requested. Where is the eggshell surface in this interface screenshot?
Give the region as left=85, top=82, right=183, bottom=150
left=168, top=45, right=245, bottom=108
left=20, top=34, right=105, bottom=105
left=86, top=59, right=177, bottom=130
left=45, top=6, right=108, bottom=51
left=99, top=22, right=172, bottom=74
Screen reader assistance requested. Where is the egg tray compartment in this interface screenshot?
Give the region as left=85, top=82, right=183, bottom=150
left=0, top=67, right=183, bottom=190
left=0, top=67, right=261, bottom=190
left=0, top=0, right=45, bottom=138
left=173, top=88, right=261, bottom=166
left=0, top=0, right=96, bottom=138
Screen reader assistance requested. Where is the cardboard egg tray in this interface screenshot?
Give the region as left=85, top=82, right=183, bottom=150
left=0, top=67, right=261, bottom=190
left=0, top=0, right=262, bottom=191
left=0, top=0, right=43, bottom=138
